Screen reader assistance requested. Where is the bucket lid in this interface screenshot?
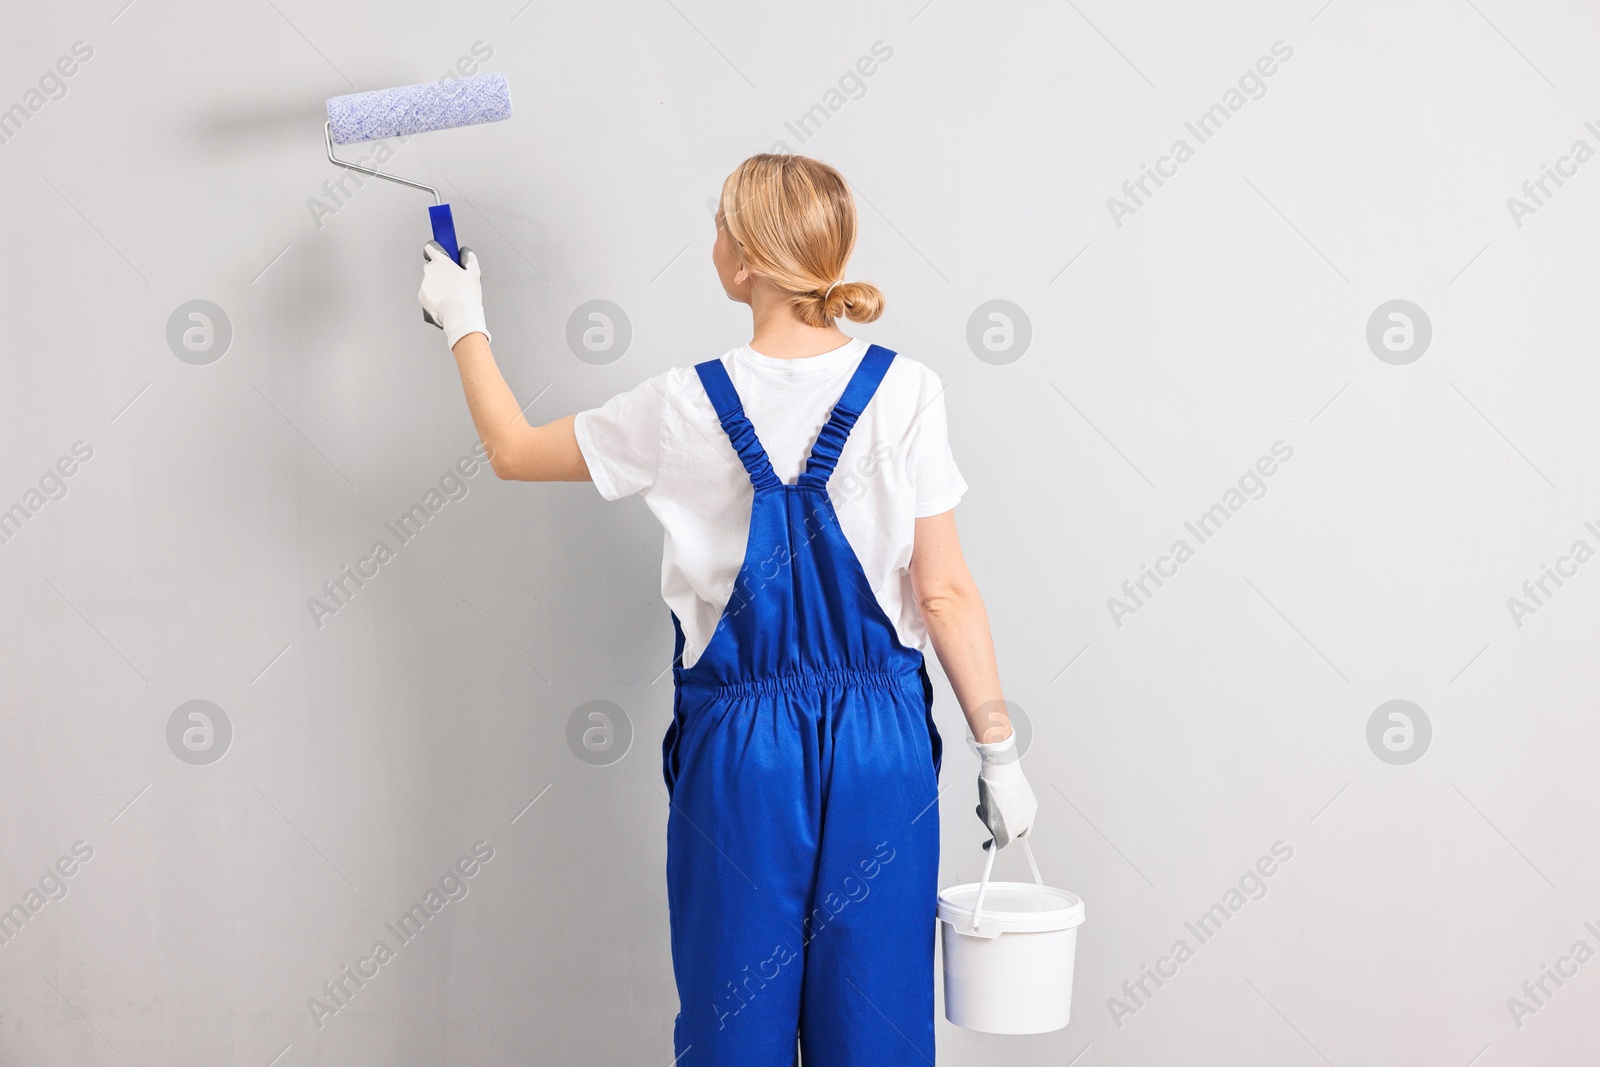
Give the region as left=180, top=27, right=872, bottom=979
left=939, top=880, right=1085, bottom=935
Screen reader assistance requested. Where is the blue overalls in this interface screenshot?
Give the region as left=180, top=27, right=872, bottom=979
left=662, top=344, right=944, bottom=1064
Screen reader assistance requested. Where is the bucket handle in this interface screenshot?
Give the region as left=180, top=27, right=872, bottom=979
left=969, top=834, right=1043, bottom=934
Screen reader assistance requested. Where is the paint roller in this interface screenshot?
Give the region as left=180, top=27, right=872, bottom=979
left=324, top=72, right=512, bottom=327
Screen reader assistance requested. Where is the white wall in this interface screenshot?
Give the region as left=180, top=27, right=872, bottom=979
left=3, top=1, right=1597, bottom=1063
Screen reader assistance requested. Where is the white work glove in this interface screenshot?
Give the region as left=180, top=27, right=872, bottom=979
left=418, top=241, right=490, bottom=350
left=971, top=730, right=1038, bottom=849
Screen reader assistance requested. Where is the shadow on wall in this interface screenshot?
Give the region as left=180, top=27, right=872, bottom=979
left=188, top=95, right=350, bottom=155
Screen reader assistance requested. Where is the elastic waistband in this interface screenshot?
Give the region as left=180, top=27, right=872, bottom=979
left=676, top=665, right=923, bottom=700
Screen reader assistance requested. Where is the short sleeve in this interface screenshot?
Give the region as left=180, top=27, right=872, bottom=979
left=573, top=373, right=669, bottom=501
left=908, top=372, right=968, bottom=517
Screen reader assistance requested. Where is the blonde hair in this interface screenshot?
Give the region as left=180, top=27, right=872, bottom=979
left=718, top=153, right=884, bottom=328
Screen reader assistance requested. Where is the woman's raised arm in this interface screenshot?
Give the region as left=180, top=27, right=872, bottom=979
left=450, top=332, right=589, bottom=482
left=419, top=242, right=590, bottom=483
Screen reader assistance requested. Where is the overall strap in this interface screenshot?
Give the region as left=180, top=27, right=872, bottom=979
left=798, top=344, right=897, bottom=487
left=694, top=358, right=780, bottom=490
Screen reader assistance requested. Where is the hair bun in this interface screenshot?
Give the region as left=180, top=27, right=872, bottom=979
left=817, top=279, right=884, bottom=325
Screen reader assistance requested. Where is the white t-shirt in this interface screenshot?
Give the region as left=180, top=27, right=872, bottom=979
left=573, top=337, right=967, bottom=669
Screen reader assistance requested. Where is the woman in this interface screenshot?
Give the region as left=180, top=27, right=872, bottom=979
left=419, top=153, right=1038, bottom=1064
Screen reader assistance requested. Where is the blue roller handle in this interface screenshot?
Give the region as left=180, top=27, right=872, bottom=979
left=429, top=203, right=461, bottom=264
left=423, top=203, right=461, bottom=328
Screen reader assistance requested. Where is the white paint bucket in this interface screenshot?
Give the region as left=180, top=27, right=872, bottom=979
left=937, top=838, right=1085, bottom=1034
